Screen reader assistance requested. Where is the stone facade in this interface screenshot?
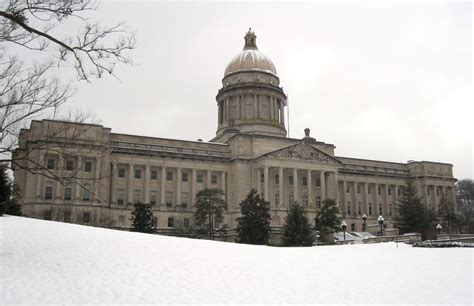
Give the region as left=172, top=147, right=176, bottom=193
left=13, top=29, right=457, bottom=235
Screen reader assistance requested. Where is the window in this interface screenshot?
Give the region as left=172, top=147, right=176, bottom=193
left=117, top=188, right=125, bottom=205
left=183, top=218, right=190, bottom=227
left=181, top=192, right=188, bottom=208
left=379, top=203, right=382, bottom=215
left=426, top=187, right=430, bottom=196
left=369, top=203, right=372, bottom=215
left=436, top=188, right=439, bottom=197
left=289, top=176, right=294, bottom=186
left=150, top=191, right=157, bottom=206
left=168, top=217, right=174, bottom=227
left=84, top=161, right=92, bottom=172
left=134, top=169, right=142, bottom=179
left=166, top=171, right=173, bottom=181
left=302, top=177, right=307, bottom=187
left=368, top=186, right=371, bottom=194
left=133, top=189, right=142, bottom=204
left=44, top=210, right=52, bottom=220
left=83, top=185, right=91, bottom=201
left=351, top=223, right=356, bottom=232
left=118, top=168, right=125, bottom=178
left=83, top=212, right=91, bottom=224
left=211, top=175, right=218, bottom=185
left=66, top=160, right=74, bottom=171
left=232, top=104, right=237, bottom=119
left=346, top=184, right=350, bottom=193
left=275, top=192, right=280, bottom=206
left=389, top=204, right=393, bottom=217
left=47, top=158, right=55, bottom=170
left=388, top=187, right=392, bottom=196
left=398, top=188, right=402, bottom=197
left=64, top=187, right=72, bottom=201
left=246, top=103, right=252, bottom=117
left=166, top=191, right=173, bottom=207
left=274, top=174, right=279, bottom=185
left=182, top=173, right=188, bottom=182
left=44, top=186, right=53, bottom=200
left=151, top=170, right=158, bottom=180
left=261, top=104, right=267, bottom=118
left=315, top=178, right=321, bottom=187
left=64, top=211, right=71, bottom=223
left=347, top=202, right=351, bottom=215
left=357, top=185, right=361, bottom=194
left=118, top=215, right=125, bottom=225
left=358, top=203, right=361, bottom=215
left=289, top=192, right=294, bottom=204
left=316, top=195, right=321, bottom=208
left=197, top=173, right=203, bottom=183
left=302, top=193, right=308, bottom=207
left=378, top=187, right=381, bottom=195
left=260, top=173, right=264, bottom=183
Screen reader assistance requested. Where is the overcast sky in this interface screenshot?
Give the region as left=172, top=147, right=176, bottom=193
left=63, top=1, right=472, bottom=179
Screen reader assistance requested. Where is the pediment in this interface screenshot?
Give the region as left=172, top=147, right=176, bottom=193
left=257, top=142, right=341, bottom=164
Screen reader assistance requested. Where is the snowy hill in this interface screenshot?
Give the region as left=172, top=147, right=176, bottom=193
left=1, top=216, right=472, bottom=304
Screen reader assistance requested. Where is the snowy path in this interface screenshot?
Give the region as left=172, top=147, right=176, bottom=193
left=1, top=216, right=472, bottom=304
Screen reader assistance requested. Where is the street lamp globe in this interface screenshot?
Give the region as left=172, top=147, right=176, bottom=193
left=341, top=221, right=347, bottom=241
left=377, top=215, right=384, bottom=236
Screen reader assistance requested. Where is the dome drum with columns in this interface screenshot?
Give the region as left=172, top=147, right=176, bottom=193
left=215, top=29, right=287, bottom=139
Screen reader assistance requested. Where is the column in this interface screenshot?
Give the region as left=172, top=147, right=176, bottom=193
left=111, top=162, right=117, bottom=204
left=363, top=182, right=369, bottom=214
left=220, top=171, right=226, bottom=203
left=94, top=156, right=101, bottom=203
left=75, top=156, right=82, bottom=200
left=56, top=158, right=64, bottom=199
left=395, top=185, right=399, bottom=202
left=352, top=181, right=357, bottom=216
left=334, top=172, right=339, bottom=205
left=207, top=170, right=212, bottom=188
left=293, top=168, right=298, bottom=203
left=191, top=169, right=197, bottom=207
left=374, top=183, right=379, bottom=215
left=256, top=168, right=261, bottom=194
left=280, top=101, right=284, bottom=124
left=342, top=180, right=347, bottom=211
left=176, top=168, right=181, bottom=207
left=279, top=167, right=284, bottom=207
left=384, top=184, right=389, bottom=216
left=320, top=171, right=326, bottom=201
left=144, top=165, right=150, bottom=204
left=127, top=163, right=134, bottom=204
left=160, top=166, right=166, bottom=207
left=307, top=169, right=313, bottom=207
left=264, top=166, right=269, bottom=201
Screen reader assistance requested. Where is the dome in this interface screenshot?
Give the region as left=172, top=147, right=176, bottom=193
left=224, top=29, right=277, bottom=77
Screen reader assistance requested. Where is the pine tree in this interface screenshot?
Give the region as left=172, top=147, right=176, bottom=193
left=130, top=202, right=157, bottom=234
left=315, top=198, right=342, bottom=244
left=0, top=163, right=21, bottom=216
left=194, top=188, right=226, bottom=239
left=396, top=179, right=430, bottom=238
left=438, top=196, right=459, bottom=234
left=282, top=202, right=315, bottom=246
left=236, top=189, right=271, bottom=245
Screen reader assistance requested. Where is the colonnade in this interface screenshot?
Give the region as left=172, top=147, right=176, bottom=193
left=219, top=94, right=285, bottom=124
left=111, top=162, right=227, bottom=208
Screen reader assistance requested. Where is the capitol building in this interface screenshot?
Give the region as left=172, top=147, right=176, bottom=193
left=14, top=29, right=457, bottom=236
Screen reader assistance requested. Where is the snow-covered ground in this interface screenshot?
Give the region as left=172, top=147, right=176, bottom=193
left=1, top=216, right=472, bottom=304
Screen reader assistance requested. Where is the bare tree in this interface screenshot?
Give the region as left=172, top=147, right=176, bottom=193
left=0, top=0, right=135, bottom=174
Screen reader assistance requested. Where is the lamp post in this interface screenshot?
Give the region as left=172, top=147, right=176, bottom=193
left=436, top=224, right=442, bottom=236
left=378, top=215, right=384, bottom=236
left=341, top=221, right=347, bottom=241
left=362, top=213, right=367, bottom=232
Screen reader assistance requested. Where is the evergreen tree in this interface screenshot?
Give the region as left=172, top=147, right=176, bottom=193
left=236, top=189, right=271, bottom=245
left=438, top=196, right=459, bottom=234
left=456, top=179, right=474, bottom=233
left=396, top=179, right=430, bottom=238
left=194, top=188, right=226, bottom=239
left=315, top=199, right=342, bottom=244
left=0, top=163, right=21, bottom=216
left=130, top=202, right=157, bottom=234
left=282, top=202, right=315, bottom=246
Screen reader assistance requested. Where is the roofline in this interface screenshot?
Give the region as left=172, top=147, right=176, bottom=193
left=30, top=119, right=107, bottom=129
left=336, top=155, right=453, bottom=167
left=110, top=132, right=229, bottom=147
